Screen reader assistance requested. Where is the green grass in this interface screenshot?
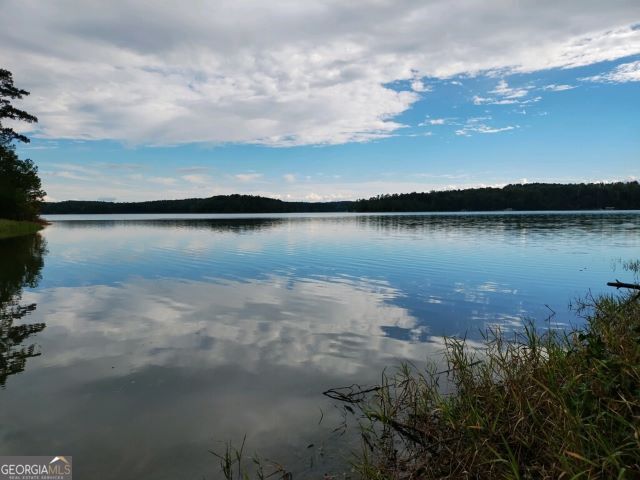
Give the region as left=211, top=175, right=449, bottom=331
left=0, top=219, right=44, bottom=239
left=332, top=289, right=640, bottom=479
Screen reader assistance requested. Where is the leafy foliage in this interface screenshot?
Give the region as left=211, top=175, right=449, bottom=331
left=0, top=147, right=45, bottom=220
left=0, top=68, right=44, bottom=220
left=0, top=69, right=37, bottom=147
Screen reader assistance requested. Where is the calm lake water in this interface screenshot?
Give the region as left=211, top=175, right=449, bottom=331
left=1, top=212, right=639, bottom=479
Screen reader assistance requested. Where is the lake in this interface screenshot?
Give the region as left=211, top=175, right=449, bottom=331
left=1, top=212, right=639, bottom=479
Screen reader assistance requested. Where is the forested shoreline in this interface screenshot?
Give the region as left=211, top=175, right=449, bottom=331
left=356, top=181, right=640, bottom=212
left=42, top=181, right=640, bottom=214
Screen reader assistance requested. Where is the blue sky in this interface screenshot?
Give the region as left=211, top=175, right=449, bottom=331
left=2, top=1, right=639, bottom=202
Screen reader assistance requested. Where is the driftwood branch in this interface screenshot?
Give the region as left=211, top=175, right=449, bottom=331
left=323, top=384, right=382, bottom=403
left=607, top=281, right=640, bottom=290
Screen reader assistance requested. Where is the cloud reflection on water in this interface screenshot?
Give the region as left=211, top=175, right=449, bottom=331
left=2, top=212, right=638, bottom=478
left=4, top=274, right=448, bottom=479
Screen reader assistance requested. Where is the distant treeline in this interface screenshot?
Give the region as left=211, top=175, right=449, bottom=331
left=354, top=181, right=640, bottom=212
left=42, top=194, right=352, bottom=214
left=41, top=182, right=640, bottom=214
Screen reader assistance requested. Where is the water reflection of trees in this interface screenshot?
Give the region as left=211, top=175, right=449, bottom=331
left=350, top=212, right=640, bottom=236
left=50, top=217, right=289, bottom=233
left=51, top=212, right=640, bottom=236
left=0, top=233, right=47, bottom=387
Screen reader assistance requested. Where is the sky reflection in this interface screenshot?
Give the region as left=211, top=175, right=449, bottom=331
left=3, top=275, right=442, bottom=479
left=1, top=212, right=638, bottom=478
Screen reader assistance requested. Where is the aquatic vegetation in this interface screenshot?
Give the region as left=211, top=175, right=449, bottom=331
left=330, top=289, right=640, bottom=479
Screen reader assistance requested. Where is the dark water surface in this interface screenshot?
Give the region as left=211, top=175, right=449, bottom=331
left=1, top=212, right=639, bottom=478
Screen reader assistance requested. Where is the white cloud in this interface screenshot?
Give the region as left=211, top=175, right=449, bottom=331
left=98, top=162, right=143, bottom=171
left=417, top=117, right=447, bottom=127
left=283, top=173, right=296, bottom=183
left=45, top=170, right=92, bottom=181
left=149, top=176, right=177, bottom=186
left=304, top=193, right=325, bottom=201
left=472, top=95, right=491, bottom=105
left=1, top=2, right=638, bottom=146
left=473, top=79, right=540, bottom=105
left=491, top=79, right=529, bottom=99
left=181, top=174, right=210, bottom=185
left=234, top=173, right=263, bottom=182
left=455, top=117, right=517, bottom=136
left=176, top=166, right=209, bottom=174
left=581, top=60, right=640, bottom=83
left=473, top=94, right=541, bottom=106
left=50, top=163, right=99, bottom=175
left=410, top=79, right=430, bottom=92
left=479, top=125, right=515, bottom=134
left=22, top=144, right=58, bottom=150
left=542, top=84, right=576, bottom=91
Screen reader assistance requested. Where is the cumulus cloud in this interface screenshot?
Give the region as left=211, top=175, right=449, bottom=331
left=1, top=1, right=639, bottom=146
left=581, top=60, right=640, bottom=83
left=410, top=79, right=430, bottom=92
left=491, top=79, right=529, bottom=99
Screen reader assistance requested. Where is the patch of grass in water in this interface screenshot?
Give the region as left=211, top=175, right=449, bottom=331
left=211, top=435, right=293, bottom=480
left=0, top=219, right=44, bottom=239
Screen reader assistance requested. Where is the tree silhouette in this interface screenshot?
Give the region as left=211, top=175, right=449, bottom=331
left=0, top=68, right=45, bottom=220
left=0, top=69, right=38, bottom=146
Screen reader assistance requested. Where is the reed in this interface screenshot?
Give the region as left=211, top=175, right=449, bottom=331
left=329, top=289, right=640, bottom=479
